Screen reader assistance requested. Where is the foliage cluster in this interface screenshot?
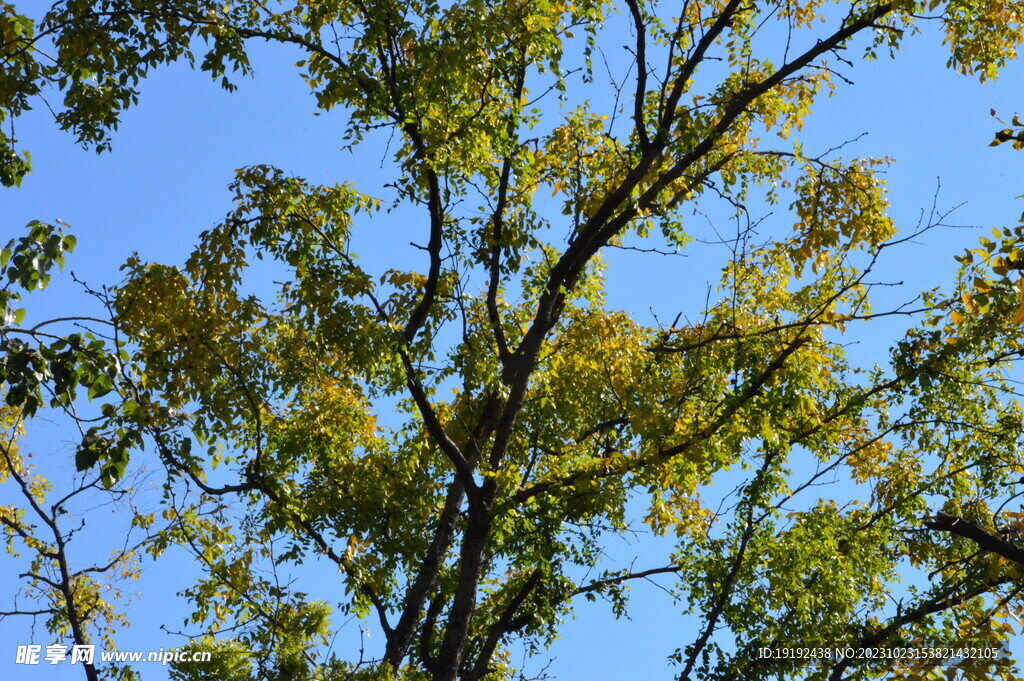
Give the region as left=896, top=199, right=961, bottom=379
left=3, top=1, right=1024, bottom=680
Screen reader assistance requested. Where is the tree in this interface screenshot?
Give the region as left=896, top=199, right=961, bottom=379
left=1, top=224, right=159, bottom=681
left=4, top=1, right=1024, bottom=680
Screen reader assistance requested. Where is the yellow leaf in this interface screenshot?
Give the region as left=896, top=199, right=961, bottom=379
left=1013, top=284, right=1024, bottom=324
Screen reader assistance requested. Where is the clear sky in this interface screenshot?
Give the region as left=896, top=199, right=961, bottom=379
left=3, top=9, right=1024, bottom=681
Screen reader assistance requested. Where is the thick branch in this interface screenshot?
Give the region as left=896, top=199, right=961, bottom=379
left=513, top=2, right=896, bottom=390
left=924, top=512, right=1024, bottom=566
left=657, top=0, right=746, bottom=137
left=485, top=53, right=528, bottom=373
left=385, top=477, right=467, bottom=668
left=433, top=485, right=496, bottom=681
left=463, top=568, right=543, bottom=681
left=510, top=330, right=810, bottom=507
left=826, top=576, right=1010, bottom=681
left=624, top=0, right=651, bottom=151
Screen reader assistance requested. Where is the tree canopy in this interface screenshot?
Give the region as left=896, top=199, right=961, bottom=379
left=4, top=1, right=1024, bottom=680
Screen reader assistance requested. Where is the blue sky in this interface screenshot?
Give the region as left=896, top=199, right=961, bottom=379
left=3, top=9, right=1024, bottom=681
